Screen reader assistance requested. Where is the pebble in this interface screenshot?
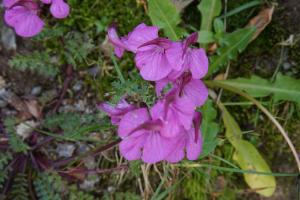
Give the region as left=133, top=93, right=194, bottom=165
left=31, top=86, right=42, bottom=96
left=16, top=120, right=39, bottom=140
left=1, top=25, right=16, bottom=51
left=56, top=143, right=76, bottom=158
left=72, top=81, right=83, bottom=92
left=0, top=99, right=7, bottom=108
left=79, top=175, right=100, bottom=190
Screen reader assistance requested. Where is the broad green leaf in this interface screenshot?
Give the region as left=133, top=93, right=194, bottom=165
left=217, top=73, right=300, bottom=104
left=198, top=30, right=215, bottom=43
left=198, top=0, right=222, bottom=32
left=233, top=140, right=276, bottom=197
left=200, top=100, right=220, bottom=157
left=221, top=105, right=276, bottom=197
left=208, top=27, right=256, bottom=76
left=148, top=0, right=184, bottom=40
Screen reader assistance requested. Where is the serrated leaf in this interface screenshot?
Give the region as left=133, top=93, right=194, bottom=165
left=198, top=0, right=222, bottom=32
left=208, top=27, right=256, bottom=75
left=200, top=99, right=220, bottom=157
left=217, top=73, right=300, bottom=104
left=148, top=0, right=184, bottom=40
left=221, top=105, right=276, bottom=197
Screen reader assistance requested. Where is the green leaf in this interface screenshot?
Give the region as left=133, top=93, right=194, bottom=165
left=148, top=0, right=184, bottom=40
left=198, top=30, right=215, bottom=43
left=198, top=0, right=222, bottom=32
left=221, top=105, right=276, bottom=197
left=217, top=73, right=300, bottom=104
left=233, top=140, right=276, bottom=197
left=200, top=99, right=220, bottom=158
left=208, top=27, right=256, bottom=75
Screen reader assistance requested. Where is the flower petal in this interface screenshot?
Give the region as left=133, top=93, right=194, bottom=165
left=183, top=79, right=208, bottom=107
left=50, top=0, right=70, bottom=19
left=136, top=48, right=172, bottom=81
left=124, top=23, right=159, bottom=52
left=164, top=136, right=185, bottom=163
left=188, top=48, right=208, bottom=79
left=3, top=0, right=19, bottom=8
left=172, top=96, right=195, bottom=130
left=155, top=78, right=169, bottom=96
left=142, top=132, right=173, bottom=164
left=41, top=0, right=52, bottom=4
left=107, top=26, right=127, bottom=58
left=118, top=108, right=150, bottom=138
left=186, top=128, right=202, bottom=160
left=165, top=42, right=184, bottom=71
left=119, top=130, right=147, bottom=160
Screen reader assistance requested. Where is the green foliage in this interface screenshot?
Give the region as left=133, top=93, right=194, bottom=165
left=68, top=185, right=95, bottom=200
left=148, top=0, right=185, bottom=40
left=34, top=172, right=63, bottom=200
left=4, top=118, right=29, bottom=153
left=183, top=170, right=210, bottom=200
left=221, top=104, right=276, bottom=197
left=198, top=0, right=222, bottom=44
left=198, top=0, right=222, bottom=32
left=200, top=99, right=220, bottom=158
left=63, top=32, right=95, bottom=68
left=42, top=112, right=104, bottom=141
left=111, top=71, right=155, bottom=106
left=0, top=152, right=13, bottom=188
left=7, top=173, right=29, bottom=200
left=218, top=73, right=300, bottom=104
left=208, top=27, right=256, bottom=75
left=9, top=51, right=59, bottom=77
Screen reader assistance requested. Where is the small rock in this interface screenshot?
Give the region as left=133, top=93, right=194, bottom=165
left=74, top=100, right=86, bottom=112
left=76, top=143, right=90, bottom=154
left=57, top=143, right=76, bottom=158
left=82, top=156, right=96, bottom=169
left=107, top=186, right=116, bottom=193
left=16, top=120, right=39, bottom=140
left=1, top=25, right=16, bottom=51
left=87, top=65, right=101, bottom=78
left=283, top=62, right=291, bottom=70
left=72, top=81, right=83, bottom=92
left=79, top=175, right=100, bottom=190
left=0, top=99, right=7, bottom=108
left=31, top=86, right=42, bottom=96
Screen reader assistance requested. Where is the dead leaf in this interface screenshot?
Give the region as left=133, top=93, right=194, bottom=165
left=247, top=5, right=275, bottom=41
left=24, top=100, right=42, bottom=119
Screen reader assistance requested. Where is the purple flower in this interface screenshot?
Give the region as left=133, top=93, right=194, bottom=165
left=118, top=108, right=175, bottom=163
left=49, top=0, right=70, bottom=19
left=135, top=38, right=177, bottom=81
left=166, top=33, right=209, bottom=80
left=118, top=108, right=203, bottom=163
left=4, top=0, right=44, bottom=37
left=150, top=88, right=195, bottom=138
left=3, top=0, right=70, bottom=37
left=156, top=74, right=208, bottom=108
left=108, top=23, right=159, bottom=58
left=97, top=99, right=136, bottom=125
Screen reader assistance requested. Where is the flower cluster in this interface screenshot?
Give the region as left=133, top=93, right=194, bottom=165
left=98, top=23, right=209, bottom=164
left=3, top=0, right=70, bottom=37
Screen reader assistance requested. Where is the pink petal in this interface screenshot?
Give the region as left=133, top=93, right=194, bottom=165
left=164, top=136, right=185, bottom=163
left=183, top=32, right=198, bottom=53
left=186, top=128, right=202, bottom=160
left=155, top=78, right=169, bottom=96
left=172, top=96, right=195, bottom=130
left=107, top=26, right=127, bottom=58
left=135, top=47, right=172, bottom=81
left=161, top=110, right=181, bottom=138
left=41, top=0, right=52, bottom=4
left=183, top=79, right=208, bottom=107
left=50, top=0, right=70, bottom=19
left=3, top=0, right=19, bottom=8
left=119, top=130, right=147, bottom=160
left=188, top=48, right=208, bottom=79
left=15, top=14, right=44, bottom=37
left=118, top=108, right=150, bottom=138
left=150, top=101, right=164, bottom=120
left=141, top=132, right=172, bottom=164
left=124, top=23, right=159, bottom=52
left=165, top=42, right=184, bottom=71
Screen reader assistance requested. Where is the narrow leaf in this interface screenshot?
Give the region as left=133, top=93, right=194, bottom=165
left=217, top=73, right=300, bottom=104
left=198, top=0, right=222, bottom=32
left=208, top=27, right=256, bottom=75
left=148, top=0, right=184, bottom=40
